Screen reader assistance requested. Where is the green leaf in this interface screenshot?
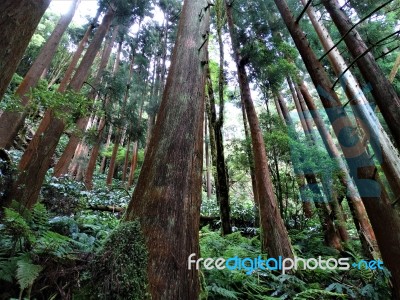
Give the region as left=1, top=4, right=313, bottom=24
left=16, top=257, right=43, bottom=290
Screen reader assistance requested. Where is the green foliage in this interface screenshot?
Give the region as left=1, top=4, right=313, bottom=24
left=16, top=256, right=43, bottom=290
left=89, top=221, right=149, bottom=300
left=199, top=225, right=391, bottom=299
left=0, top=201, right=119, bottom=299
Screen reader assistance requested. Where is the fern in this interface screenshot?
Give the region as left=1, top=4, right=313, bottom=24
left=294, top=289, right=346, bottom=299
left=207, top=283, right=239, bottom=299
left=16, top=256, right=43, bottom=290
left=0, top=257, right=17, bottom=282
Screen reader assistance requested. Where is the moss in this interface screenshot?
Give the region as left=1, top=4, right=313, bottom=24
left=90, top=221, right=150, bottom=300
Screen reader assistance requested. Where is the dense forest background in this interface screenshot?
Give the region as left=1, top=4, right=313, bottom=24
left=0, top=0, right=400, bottom=299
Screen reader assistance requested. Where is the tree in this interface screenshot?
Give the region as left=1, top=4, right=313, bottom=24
left=301, top=0, right=400, bottom=197
left=298, top=80, right=379, bottom=257
left=54, top=25, right=119, bottom=178
left=277, top=91, right=343, bottom=250
left=124, top=0, right=210, bottom=297
left=274, top=0, right=400, bottom=295
left=225, top=0, right=294, bottom=258
left=321, top=0, right=400, bottom=151
left=0, top=0, right=51, bottom=102
left=4, top=7, right=116, bottom=210
left=0, top=0, right=81, bottom=149
left=206, top=64, right=232, bottom=235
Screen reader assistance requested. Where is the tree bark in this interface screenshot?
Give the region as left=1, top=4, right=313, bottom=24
left=225, top=0, right=293, bottom=258
left=299, top=80, right=379, bottom=256
left=106, top=45, right=134, bottom=186
left=124, top=0, right=210, bottom=298
left=205, top=113, right=212, bottom=199
left=275, top=0, right=400, bottom=295
left=277, top=92, right=343, bottom=250
left=54, top=25, right=118, bottom=177
left=4, top=8, right=115, bottom=209
left=206, top=63, right=232, bottom=235
left=321, top=0, right=400, bottom=151
left=302, top=0, right=400, bottom=197
left=274, top=92, right=313, bottom=218
left=0, top=0, right=51, bottom=102
left=389, top=52, right=400, bottom=83
left=0, top=0, right=80, bottom=149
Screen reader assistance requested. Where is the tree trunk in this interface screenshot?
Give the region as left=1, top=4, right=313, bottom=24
left=0, top=0, right=51, bottom=102
left=290, top=76, right=350, bottom=242
left=54, top=25, right=118, bottom=177
left=124, top=0, right=210, bottom=298
left=321, top=0, right=400, bottom=151
left=277, top=92, right=343, bottom=250
left=106, top=137, right=121, bottom=185
left=275, top=0, right=400, bottom=295
left=122, top=136, right=131, bottom=183
left=0, top=0, right=80, bottom=149
left=299, top=81, right=379, bottom=256
left=106, top=45, right=135, bottom=186
left=225, top=0, right=293, bottom=258
left=206, top=63, right=232, bottom=235
left=127, top=142, right=139, bottom=187
left=302, top=0, right=400, bottom=197
left=58, top=7, right=101, bottom=92
left=205, top=114, right=212, bottom=199
left=241, top=98, right=259, bottom=209
left=4, top=8, right=115, bottom=209
left=274, top=93, right=313, bottom=218
left=389, top=52, right=400, bottom=83
left=84, top=118, right=106, bottom=190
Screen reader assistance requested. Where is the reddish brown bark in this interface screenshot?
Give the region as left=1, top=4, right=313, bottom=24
left=277, top=92, right=342, bottom=250
left=290, top=76, right=350, bottom=243
left=54, top=25, right=118, bottom=177
left=274, top=93, right=313, bottom=219
left=0, top=0, right=80, bottom=149
left=299, top=81, right=379, bottom=256
left=124, top=0, right=210, bottom=298
left=302, top=0, right=400, bottom=198
left=275, top=0, right=400, bottom=295
left=4, top=8, right=115, bottom=209
left=127, top=141, right=139, bottom=187
left=106, top=136, right=121, bottom=186
left=58, top=8, right=101, bottom=92
left=225, top=0, right=293, bottom=258
left=84, top=118, right=107, bottom=190
left=122, top=136, right=131, bottom=183
left=0, top=0, right=51, bottom=102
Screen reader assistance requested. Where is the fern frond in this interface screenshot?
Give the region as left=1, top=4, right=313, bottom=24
left=16, top=256, right=43, bottom=290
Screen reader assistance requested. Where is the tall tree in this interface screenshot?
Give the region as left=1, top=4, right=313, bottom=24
left=225, top=0, right=293, bottom=258
left=274, top=0, right=400, bottom=295
left=301, top=0, right=400, bottom=197
left=277, top=91, right=343, bottom=250
left=124, top=0, right=210, bottom=298
left=54, top=25, right=119, bottom=177
left=206, top=62, right=232, bottom=235
left=321, top=0, right=400, bottom=151
left=0, top=0, right=51, bottom=101
left=298, top=80, right=379, bottom=257
left=4, top=7, right=116, bottom=210
left=0, top=0, right=81, bottom=149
